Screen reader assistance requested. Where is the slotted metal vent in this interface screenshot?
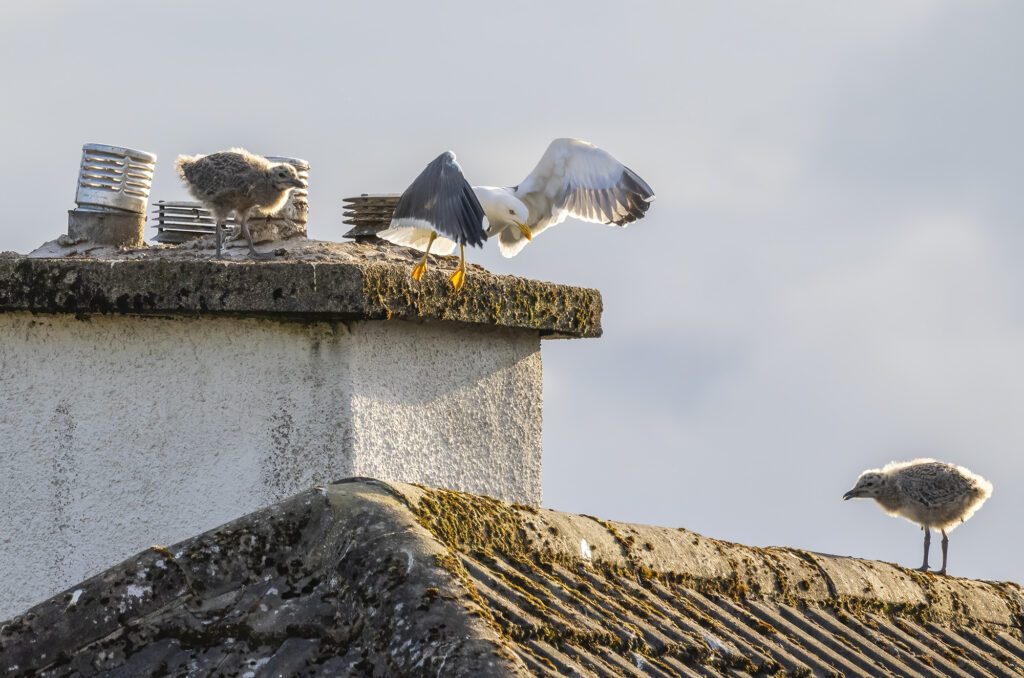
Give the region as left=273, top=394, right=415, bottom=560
left=342, top=194, right=400, bottom=240
left=150, top=201, right=229, bottom=244
left=75, top=143, right=156, bottom=214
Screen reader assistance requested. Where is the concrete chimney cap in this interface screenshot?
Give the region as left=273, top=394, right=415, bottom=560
left=0, top=242, right=603, bottom=338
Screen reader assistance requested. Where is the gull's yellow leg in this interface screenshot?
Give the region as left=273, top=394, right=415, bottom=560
left=449, top=245, right=467, bottom=291
left=516, top=222, right=533, bottom=241
left=411, top=232, right=438, bottom=281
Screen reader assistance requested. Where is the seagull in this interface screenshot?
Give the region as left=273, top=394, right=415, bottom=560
left=843, top=458, right=992, bottom=575
left=175, top=148, right=304, bottom=260
left=378, top=151, right=486, bottom=290
left=474, top=138, right=655, bottom=258
left=379, top=139, right=654, bottom=288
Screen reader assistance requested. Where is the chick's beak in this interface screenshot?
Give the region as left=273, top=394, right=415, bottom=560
left=516, top=222, right=532, bottom=241
left=288, top=178, right=304, bottom=188
left=843, top=489, right=860, bottom=500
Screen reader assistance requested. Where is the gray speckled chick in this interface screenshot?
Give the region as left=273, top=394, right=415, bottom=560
left=176, top=148, right=303, bottom=260
left=844, top=458, right=992, bottom=575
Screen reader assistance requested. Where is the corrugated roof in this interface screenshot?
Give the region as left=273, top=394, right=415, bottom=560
left=2, top=479, right=1021, bottom=677
left=402, top=483, right=1024, bottom=677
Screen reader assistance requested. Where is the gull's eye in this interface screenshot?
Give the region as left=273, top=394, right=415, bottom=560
left=508, top=209, right=515, bottom=215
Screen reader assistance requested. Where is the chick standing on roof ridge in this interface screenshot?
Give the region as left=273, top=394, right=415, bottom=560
left=175, top=148, right=304, bottom=260
left=843, top=458, right=992, bottom=575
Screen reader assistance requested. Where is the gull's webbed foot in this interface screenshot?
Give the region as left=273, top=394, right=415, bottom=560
left=449, top=267, right=465, bottom=291
left=411, top=261, right=427, bottom=281
left=449, top=244, right=467, bottom=291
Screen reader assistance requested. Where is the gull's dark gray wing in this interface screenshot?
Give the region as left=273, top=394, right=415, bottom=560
left=389, top=152, right=487, bottom=248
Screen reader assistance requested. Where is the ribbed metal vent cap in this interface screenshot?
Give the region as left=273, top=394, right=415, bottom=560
left=75, top=143, right=157, bottom=214
left=342, top=194, right=400, bottom=240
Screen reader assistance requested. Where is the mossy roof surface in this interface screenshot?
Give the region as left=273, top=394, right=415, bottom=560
left=0, top=240, right=602, bottom=338
left=2, top=479, right=1022, bottom=677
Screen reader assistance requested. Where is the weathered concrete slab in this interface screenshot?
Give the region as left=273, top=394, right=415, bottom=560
left=0, top=240, right=602, bottom=339
left=4, top=479, right=1020, bottom=677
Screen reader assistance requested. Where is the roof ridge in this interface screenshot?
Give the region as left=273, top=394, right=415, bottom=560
left=385, top=480, right=1024, bottom=630
left=3, top=479, right=1022, bottom=676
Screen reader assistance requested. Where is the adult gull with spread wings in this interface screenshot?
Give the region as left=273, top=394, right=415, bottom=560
left=379, top=138, right=654, bottom=290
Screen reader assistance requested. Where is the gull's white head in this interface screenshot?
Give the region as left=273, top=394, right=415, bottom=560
left=473, top=186, right=529, bottom=234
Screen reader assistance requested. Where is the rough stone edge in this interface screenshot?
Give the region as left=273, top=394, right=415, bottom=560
left=0, top=256, right=602, bottom=339
left=0, top=480, right=530, bottom=677
left=382, top=480, right=1024, bottom=632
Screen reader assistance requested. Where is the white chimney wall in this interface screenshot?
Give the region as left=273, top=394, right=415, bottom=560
left=0, top=313, right=542, bottom=618
left=0, top=246, right=601, bottom=619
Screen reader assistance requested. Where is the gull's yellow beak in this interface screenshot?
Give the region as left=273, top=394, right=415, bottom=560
left=516, top=222, right=532, bottom=241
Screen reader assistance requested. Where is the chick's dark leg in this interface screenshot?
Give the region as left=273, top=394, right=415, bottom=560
left=239, top=216, right=274, bottom=260
left=917, top=527, right=931, bottom=572
left=938, top=529, right=949, bottom=575
left=215, top=220, right=224, bottom=259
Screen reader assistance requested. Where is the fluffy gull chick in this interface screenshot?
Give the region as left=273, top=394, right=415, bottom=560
left=176, top=148, right=303, bottom=260
left=843, top=458, right=992, bottom=575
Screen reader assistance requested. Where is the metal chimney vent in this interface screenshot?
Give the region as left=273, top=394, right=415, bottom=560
left=152, top=156, right=310, bottom=244
left=150, top=201, right=232, bottom=244
left=342, top=194, right=400, bottom=241
left=75, top=143, right=156, bottom=214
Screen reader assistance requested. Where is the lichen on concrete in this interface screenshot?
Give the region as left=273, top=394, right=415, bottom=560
left=0, top=239, right=602, bottom=338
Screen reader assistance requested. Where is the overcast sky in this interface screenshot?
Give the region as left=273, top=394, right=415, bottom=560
left=2, top=1, right=1022, bottom=583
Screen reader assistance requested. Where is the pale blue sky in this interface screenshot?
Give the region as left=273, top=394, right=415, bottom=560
left=2, top=1, right=1022, bottom=582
